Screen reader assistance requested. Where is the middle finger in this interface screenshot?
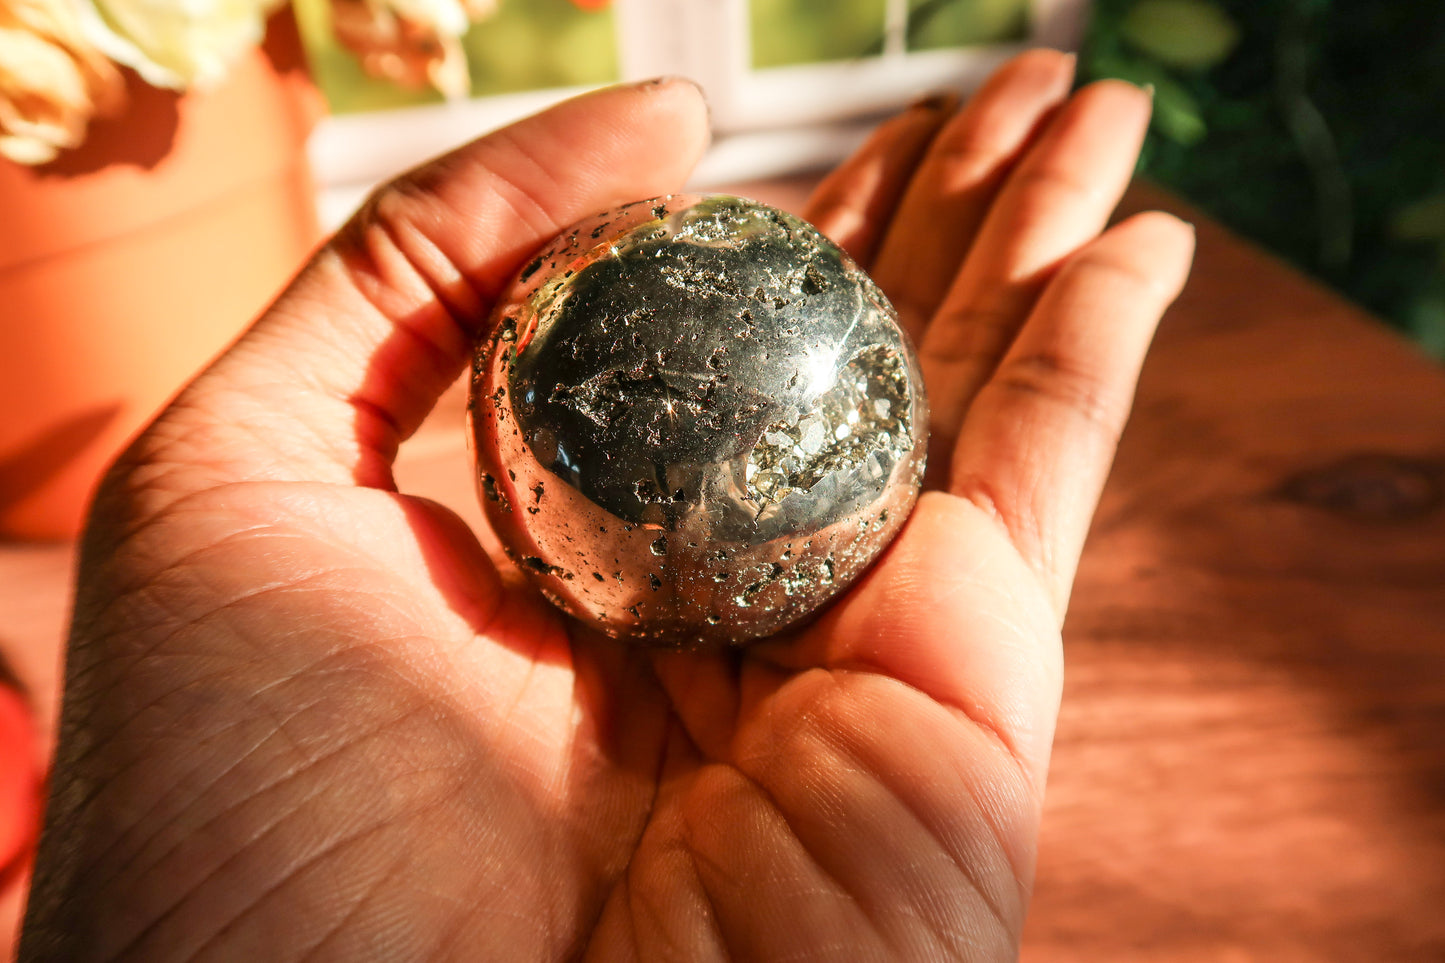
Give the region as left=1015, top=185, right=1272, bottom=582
left=870, top=48, right=1077, bottom=340
left=919, top=79, right=1153, bottom=468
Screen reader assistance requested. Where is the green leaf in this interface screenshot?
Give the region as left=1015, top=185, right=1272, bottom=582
left=1152, top=85, right=1208, bottom=145
left=1121, top=0, right=1241, bottom=70
left=1388, top=193, right=1445, bottom=243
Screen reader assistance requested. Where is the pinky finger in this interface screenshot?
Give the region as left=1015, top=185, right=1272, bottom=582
left=803, top=94, right=956, bottom=266
left=948, top=211, right=1196, bottom=618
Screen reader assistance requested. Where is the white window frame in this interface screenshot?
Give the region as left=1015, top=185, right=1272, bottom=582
left=310, top=0, right=1089, bottom=227
left=618, top=0, right=1087, bottom=132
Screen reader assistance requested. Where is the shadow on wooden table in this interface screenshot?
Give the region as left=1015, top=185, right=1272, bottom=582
left=1022, top=187, right=1445, bottom=962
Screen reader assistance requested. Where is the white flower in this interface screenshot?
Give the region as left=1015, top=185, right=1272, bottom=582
left=329, top=0, right=496, bottom=100
left=0, top=0, right=125, bottom=165
left=76, top=0, right=282, bottom=91
left=458, top=0, right=498, bottom=20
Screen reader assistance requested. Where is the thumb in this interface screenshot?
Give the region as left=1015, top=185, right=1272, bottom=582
left=113, top=78, right=710, bottom=509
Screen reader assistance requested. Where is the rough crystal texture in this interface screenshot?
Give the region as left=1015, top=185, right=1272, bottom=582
left=468, top=194, right=928, bottom=646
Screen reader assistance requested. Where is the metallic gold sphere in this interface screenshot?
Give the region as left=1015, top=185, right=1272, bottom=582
left=468, top=194, right=927, bottom=646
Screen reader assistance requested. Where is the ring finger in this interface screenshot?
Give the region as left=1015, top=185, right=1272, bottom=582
left=920, top=79, right=1153, bottom=481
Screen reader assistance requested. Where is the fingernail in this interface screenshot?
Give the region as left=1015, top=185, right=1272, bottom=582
left=1140, top=82, right=1156, bottom=100
left=908, top=91, right=958, bottom=113
left=634, top=75, right=711, bottom=122
left=1057, top=52, right=1078, bottom=92
left=1164, top=213, right=1196, bottom=239
left=634, top=75, right=701, bottom=94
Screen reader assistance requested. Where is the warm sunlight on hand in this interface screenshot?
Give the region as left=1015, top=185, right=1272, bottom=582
left=22, top=52, right=1191, bottom=962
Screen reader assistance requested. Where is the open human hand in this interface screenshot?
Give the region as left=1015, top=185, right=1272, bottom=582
left=22, top=51, right=1191, bottom=962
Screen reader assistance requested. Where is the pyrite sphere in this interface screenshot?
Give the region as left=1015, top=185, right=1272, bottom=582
left=468, top=194, right=927, bottom=646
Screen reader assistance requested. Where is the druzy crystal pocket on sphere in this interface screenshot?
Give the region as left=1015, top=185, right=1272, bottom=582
left=468, top=194, right=927, bottom=646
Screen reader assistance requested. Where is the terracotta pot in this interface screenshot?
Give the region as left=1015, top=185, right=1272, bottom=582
left=0, top=17, right=324, bottom=540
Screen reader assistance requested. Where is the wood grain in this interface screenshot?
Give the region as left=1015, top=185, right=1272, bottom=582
left=1026, top=185, right=1445, bottom=962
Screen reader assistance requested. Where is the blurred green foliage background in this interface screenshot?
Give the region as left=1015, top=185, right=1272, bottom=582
left=907, top=0, right=1030, bottom=51
left=751, top=0, right=889, bottom=66
left=295, top=0, right=617, bottom=114
left=1084, top=0, right=1445, bottom=356
left=749, top=0, right=1028, bottom=66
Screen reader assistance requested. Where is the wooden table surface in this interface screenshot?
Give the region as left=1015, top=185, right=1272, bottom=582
left=4, top=178, right=1444, bottom=960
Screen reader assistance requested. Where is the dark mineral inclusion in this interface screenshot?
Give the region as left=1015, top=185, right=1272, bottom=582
left=469, top=193, right=928, bottom=646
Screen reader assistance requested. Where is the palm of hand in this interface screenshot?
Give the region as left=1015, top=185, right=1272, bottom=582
left=57, top=481, right=1040, bottom=960
left=23, top=54, right=1191, bottom=962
